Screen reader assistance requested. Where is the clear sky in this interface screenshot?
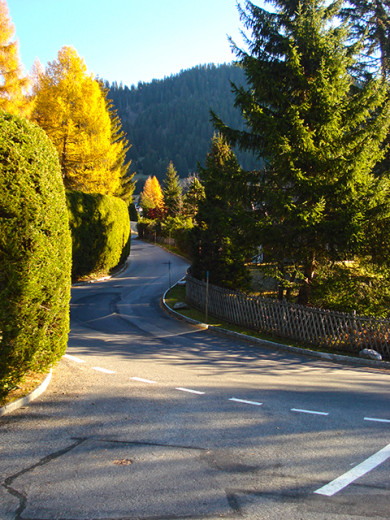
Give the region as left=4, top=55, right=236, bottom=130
left=6, top=0, right=264, bottom=88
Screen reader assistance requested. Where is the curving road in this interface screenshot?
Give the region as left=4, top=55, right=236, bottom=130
left=1, top=236, right=389, bottom=520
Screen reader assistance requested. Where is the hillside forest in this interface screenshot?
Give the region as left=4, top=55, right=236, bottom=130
left=106, top=64, right=261, bottom=190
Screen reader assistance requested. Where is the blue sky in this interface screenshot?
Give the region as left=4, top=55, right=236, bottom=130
left=6, top=0, right=264, bottom=87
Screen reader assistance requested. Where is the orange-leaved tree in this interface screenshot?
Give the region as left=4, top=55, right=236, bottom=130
left=0, top=0, right=30, bottom=116
left=32, top=46, right=132, bottom=196
left=140, top=176, right=164, bottom=216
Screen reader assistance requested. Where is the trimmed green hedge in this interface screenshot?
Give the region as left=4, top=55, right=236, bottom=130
left=129, top=202, right=139, bottom=222
left=0, top=112, right=72, bottom=399
left=66, top=191, right=131, bottom=280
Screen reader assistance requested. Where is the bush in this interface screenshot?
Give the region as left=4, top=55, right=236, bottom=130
left=0, top=112, right=72, bottom=399
left=66, top=191, right=131, bottom=280
left=129, top=202, right=139, bottom=222
left=311, top=260, right=390, bottom=317
left=136, top=218, right=159, bottom=240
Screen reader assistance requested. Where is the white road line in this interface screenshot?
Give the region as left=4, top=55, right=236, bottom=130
left=92, top=366, right=116, bottom=374
left=314, top=443, right=390, bottom=496
left=175, top=387, right=205, bottom=395
left=64, top=354, right=85, bottom=363
left=364, top=417, right=390, bottom=424
left=291, top=408, right=329, bottom=416
left=131, top=377, right=157, bottom=384
left=229, top=398, right=263, bottom=406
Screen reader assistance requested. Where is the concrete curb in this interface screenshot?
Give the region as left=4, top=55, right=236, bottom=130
left=0, top=369, right=52, bottom=417
left=72, top=256, right=131, bottom=286
left=162, top=283, right=390, bottom=371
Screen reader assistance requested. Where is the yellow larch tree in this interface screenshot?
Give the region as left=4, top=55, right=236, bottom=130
left=140, top=175, right=164, bottom=214
left=150, top=175, right=164, bottom=208
left=32, top=46, right=131, bottom=196
left=0, top=0, right=30, bottom=116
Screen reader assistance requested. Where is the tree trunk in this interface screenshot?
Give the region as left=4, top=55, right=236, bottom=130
left=298, top=257, right=315, bottom=305
left=286, top=270, right=297, bottom=301
left=277, top=262, right=285, bottom=301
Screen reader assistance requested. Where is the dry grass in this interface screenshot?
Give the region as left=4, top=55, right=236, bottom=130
left=0, top=370, right=49, bottom=408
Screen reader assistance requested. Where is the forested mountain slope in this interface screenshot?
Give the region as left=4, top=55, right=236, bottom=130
left=107, top=63, right=261, bottom=191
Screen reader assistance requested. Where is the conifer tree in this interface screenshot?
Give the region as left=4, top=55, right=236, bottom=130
left=139, top=176, right=155, bottom=214
left=163, top=161, right=182, bottom=217
left=103, top=89, right=135, bottom=205
left=32, top=46, right=132, bottom=196
left=213, top=0, right=390, bottom=303
left=183, top=175, right=205, bottom=219
left=340, top=2, right=390, bottom=181
left=140, top=175, right=164, bottom=216
left=0, top=0, right=30, bottom=116
left=191, top=134, right=254, bottom=290
left=341, top=0, right=390, bottom=78
left=151, top=175, right=164, bottom=209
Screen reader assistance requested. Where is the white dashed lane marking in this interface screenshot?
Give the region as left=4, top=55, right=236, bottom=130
left=64, top=354, right=85, bottom=363
left=229, top=398, right=263, bottom=406
left=314, top=443, right=390, bottom=496
left=62, top=359, right=390, bottom=428
left=364, top=417, right=390, bottom=424
left=131, top=377, right=157, bottom=384
left=291, top=408, right=329, bottom=416
left=92, top=366, right=116, bottom=374
left=176, top=387, right=205, bottom=395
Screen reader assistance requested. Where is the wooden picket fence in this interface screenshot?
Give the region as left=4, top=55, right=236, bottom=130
left=140, top=232, right=176, bottom=247
left=185, top=275, right=390, bottom=359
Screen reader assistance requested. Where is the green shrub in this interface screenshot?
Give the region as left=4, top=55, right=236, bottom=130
left=311, top=260, right=390, bottom=317
left=66, top=191, right=131, bottom=280
left=129, top=202, right=139, bottom=222
left=136, top=218, right=158, bottom=240
left=0, top=112, right=72, bottom=399
left=173, top=227, right=193, bottom=258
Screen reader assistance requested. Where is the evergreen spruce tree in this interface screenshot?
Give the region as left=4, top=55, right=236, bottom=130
left=213, top=0, right=390, bottom=303
left=340, top=0, right=390, bottom=78
left=191, top=134, right=254, bottom=290
left=183, top=175, right=205, bottom=219
left=99, top=81, right=135, bottom=205
left=163, top=161, right=182, bottom=217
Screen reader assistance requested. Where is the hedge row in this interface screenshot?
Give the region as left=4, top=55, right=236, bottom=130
left=0, top=112, right=72, bottom=399
left=66, top=191, right=131, bottom=280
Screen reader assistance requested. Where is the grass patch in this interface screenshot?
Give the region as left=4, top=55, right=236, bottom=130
left=164, top=284, right=367, bottom=359
left=166, top=285, right=304, bottom=348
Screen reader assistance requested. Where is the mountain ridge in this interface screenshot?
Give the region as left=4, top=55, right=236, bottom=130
left=107, top=63, right=261, bottom=191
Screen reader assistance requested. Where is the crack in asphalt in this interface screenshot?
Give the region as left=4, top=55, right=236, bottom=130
left=2, top=437, right=227, bottom=520
left=71, top=436, right=209, bottom=451
left=2, top=438, right=85, bottom=520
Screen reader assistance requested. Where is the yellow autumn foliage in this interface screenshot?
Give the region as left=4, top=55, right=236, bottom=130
left=140, top=175, right=164, bottom=212
left=0, top=0, right=30, bottom=116
left=32, top=46, right=127, bottom=195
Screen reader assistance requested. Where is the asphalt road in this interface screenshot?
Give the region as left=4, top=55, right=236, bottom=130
left=1, top=236, right=389, bottom=520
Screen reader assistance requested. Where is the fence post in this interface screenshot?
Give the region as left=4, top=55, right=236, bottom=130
left=205, top=271, right=209, bottom=324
